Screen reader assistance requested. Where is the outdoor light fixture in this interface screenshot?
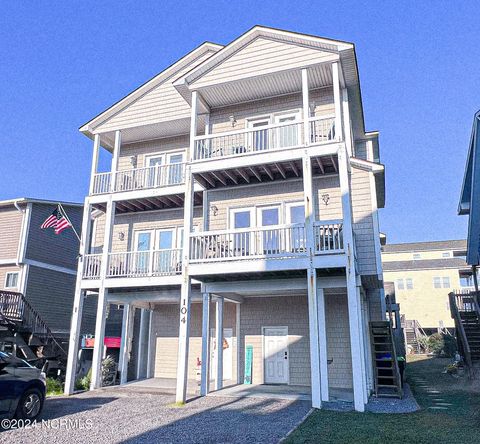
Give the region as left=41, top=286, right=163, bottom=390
left=118, top=231, right=125, bottom=241
left=130, top=155, right=137, bottom=167
left=322, top=193, right=330, bottom=206
left=229, top=115, right=237, bottom=127
left=309, top=102, right=316, bottom=116
left=211, top=205, right=218, bottom=216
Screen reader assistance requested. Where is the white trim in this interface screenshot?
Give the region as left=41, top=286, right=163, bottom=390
left=236, top=303, right=241, bottom=384
left=146, top=309, right=154, bottom=378
left=200, top=292, right=211, bottom=396
left=15, top=201, right=32, bottom=266
left=0, top=259, right=17, bottom=265
left=214, top=297, right=224, bottom=391
left=23, top=260, right=77, bottom=275
left=262, top=325, right=289, bottom=385
left=369, top=172, right=383, bottom=279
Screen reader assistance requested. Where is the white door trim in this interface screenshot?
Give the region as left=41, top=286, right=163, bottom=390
left=262, top=326, right=289, bottom=385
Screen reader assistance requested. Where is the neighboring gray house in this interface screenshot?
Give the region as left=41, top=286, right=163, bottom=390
left=0, top=197, right=95, bottom=337
left=65, top=26, right=386, bottom=412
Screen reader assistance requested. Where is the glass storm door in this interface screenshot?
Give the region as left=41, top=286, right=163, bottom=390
left=230, top=209, right=253, bottom=257
left=248, top=119, right=270, bottom=152
left=167, top=153, right=184, bottom=185
left=134, top=231, right=152, bottom=274
left=155, top=229, right=174, bottom=273
left=147, top=156, right=164, bottom=187
left=287, top=204, right=305, bottom=252
left=275, top=113, right=299, bottom=148
left=258, top=206, right=280, bottom=254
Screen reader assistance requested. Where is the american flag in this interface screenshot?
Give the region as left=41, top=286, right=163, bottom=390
left=40, top=206, right=72, bottom=235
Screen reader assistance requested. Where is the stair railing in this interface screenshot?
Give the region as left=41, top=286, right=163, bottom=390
left=386, top=296, right=403, bottom=397
left=0, top=290, right=67, bottom=358
left=449, top=292, right=473, bottom=372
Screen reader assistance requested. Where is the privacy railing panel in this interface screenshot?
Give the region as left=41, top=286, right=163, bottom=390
left=91, top=163, right=185, bottom=195
left=82, top=254, right=102, bottom=279
left=107, top=249, right=182, bottom=278
left=309, top=116, right=336, bottom=144
left=190, top=224, right=306, bottom=262
left=313, top=220, right=344, bottom=254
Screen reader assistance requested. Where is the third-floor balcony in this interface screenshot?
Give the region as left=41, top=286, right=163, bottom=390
left=91, top=162, right=186, bottom=196
left=193, top=115, right=337, bottom=164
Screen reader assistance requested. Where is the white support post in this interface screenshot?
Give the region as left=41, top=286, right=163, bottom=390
left=338, top=146, right=365, bottom=412
left=302, top=152, right=321, bottom=408
left=215, top=297, right=224, bottom=391
left=91, top=198, right=115, bottom=390
left=362, top=292, right=374, bottom=394
left=110, top=130, right=121, bottom=192
left=302, top=68, right=310, bottom=146
left=89, top=134, right=101, bottom=195
left=317, top=287, right=329, bottom=402
left=200, top=293, right=211, bottom=396
left=119, top=303, right=133, bottom=384
left=357, top=287, right=368, bottom=404
left=146, top=309, right=154, bottom=379
left=341, top=89, right=353, bottom=156
left=236, top=303, right=241, bottom=385
left=332, top=62, right=343, bottom=142
left=65, top=199, right=94, bottom=395
left=175, top=91, right=198, bottom=404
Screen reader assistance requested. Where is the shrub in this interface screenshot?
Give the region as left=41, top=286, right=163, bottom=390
left=427, top=333, right=445, bottom=355
left=75, top=368, right=92, bottom=391
left=46, top=377, right=63, bottom=396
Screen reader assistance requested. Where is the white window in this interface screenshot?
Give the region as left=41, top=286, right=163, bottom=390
left=442, top=252, right=451, bottom=258
left=406, top=278, right=414, bottom=290
left=5, top=272, right=19, bottom=289
left=433, top=277, right=442, bottom=289
left=145, top=151, right=185, bottom=186
left=442, top=277, right=451, bottom=288
left=247, top=117, right=270, bottom=152
left=396, top=279, right=405, bottom=290
left=413, top=253, right=421, bottom=260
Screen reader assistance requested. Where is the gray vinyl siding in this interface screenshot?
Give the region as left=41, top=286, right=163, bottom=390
left=206, top=177, right=342, bottom=231
left=0, top=207, right=23, bottom=259
left=350, top=167, right=378, bottom=276
left=25, top=203, right=82, bottom=270
left=96, top=51, right=214, bottom=133
left=194, top=37, right=333, bottom=88
left=24, top=265, right=95, bottom=335
left=209, top=88, right=333, bottom=134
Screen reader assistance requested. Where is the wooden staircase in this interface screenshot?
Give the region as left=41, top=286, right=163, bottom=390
left=0, top=290, right=67, bottom=375
left=449, top=291, right=480, bottom=374
left=370, top=321, right=403, bottom=398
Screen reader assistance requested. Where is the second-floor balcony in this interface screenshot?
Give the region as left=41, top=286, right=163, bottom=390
left=193, top=115, right=336, bottom=162
left=91, top=162, right=186, bottom=196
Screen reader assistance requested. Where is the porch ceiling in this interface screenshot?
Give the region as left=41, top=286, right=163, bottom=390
left=198, top=64, right=333, bottom=109
left=92, top=191, right=203, bottom=214
left=194, top=154, right=338, bottom=189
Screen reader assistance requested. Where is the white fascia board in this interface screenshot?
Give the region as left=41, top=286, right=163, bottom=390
left=24, top=260, right=77, bottom=275
left=0, top=259, right=17, bottom=265
left=0, top=198, right=82, bottom=209
left=103, top=275, right=183, bottom=289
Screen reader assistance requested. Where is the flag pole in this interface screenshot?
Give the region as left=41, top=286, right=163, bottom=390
left=58, top=203, right=81, bottom=243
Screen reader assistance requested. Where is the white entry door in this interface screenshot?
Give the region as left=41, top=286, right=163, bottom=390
left=264, top=327, right=289, bottom=384
left=210, top=328, right=233, bottom=381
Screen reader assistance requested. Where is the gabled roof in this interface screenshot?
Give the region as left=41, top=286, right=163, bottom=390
left=0, top=197, right=82, bottom=209
left=382, top=239, right=467, bottom=253
left=382, top=257, right=468, bottom=272
left=459, top=111, right=480, bottom=265
left=79, top=41, right=223, bottom=138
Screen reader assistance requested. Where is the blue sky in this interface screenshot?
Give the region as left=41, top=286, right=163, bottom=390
left=1, top=1, right=479, bottom=243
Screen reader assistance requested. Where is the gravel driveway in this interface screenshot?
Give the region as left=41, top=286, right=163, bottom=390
left=0, top=387, right=311, bottom=444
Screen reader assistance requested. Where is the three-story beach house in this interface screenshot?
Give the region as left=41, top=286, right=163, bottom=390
left=64, top=26, right=386, bottom=412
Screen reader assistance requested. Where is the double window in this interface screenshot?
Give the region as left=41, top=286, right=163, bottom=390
left=5, top=272, right=19, bottom=289
left=144, top=151, right=184, bottom=187
left=433, top=276, right=450, bottom=289
left=396, top=278, right=413, bottom=290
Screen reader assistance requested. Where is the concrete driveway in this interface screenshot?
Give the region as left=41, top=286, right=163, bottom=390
left=0, top=387, right=311, bottom=444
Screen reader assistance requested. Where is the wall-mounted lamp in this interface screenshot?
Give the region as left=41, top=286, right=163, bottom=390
left=229, top=115, right=237, bottom=127
left=118, top=231, right=125, bottom=241
left=210, top=205, right=218, bottom=216
left=321, top=193, right=330, bottom=206
left=130, top=155, right=137, bottom=168
left=309, top=102, right=316, bottom=117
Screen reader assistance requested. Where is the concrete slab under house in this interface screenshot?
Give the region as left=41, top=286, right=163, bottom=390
left=64, top=25, right=386, bottom=413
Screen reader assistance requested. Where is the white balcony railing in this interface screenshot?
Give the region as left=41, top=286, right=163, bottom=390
left=107, top=249, right=182, bottom=278
left=193, top=116, right=336, bottom=161
left=313, top=220, right=344, bottom=254
left=82, top=253, right=102, bottom=279
left=190, top=224, right=307, bottom=262
left=91, top=163, right=186, bottom=195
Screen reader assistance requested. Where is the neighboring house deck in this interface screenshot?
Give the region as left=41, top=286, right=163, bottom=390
left=65, top=26, right=386, bottom=412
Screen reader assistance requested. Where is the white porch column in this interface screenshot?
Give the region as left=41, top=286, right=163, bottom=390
left=119, top=303, right=134, bottom=384
left=338, top=146, right=365, bottom=412
left=302, top=68, right=310, bottom=146
left=332, top=62, right=343, bottom=142
left=146, top=309, right=154, bottom=379
left=341, top=89, right=353, bottom=156
left=302, top=153, right=322, bottom=408
left=214, top=297, right=224, bottom=391
left=91, top=198, right=116, bottom=390
left=175, top=91, right=198, bottom=404
left=89, top=135, right=101, bottom=195
left=317, top=287, right=329, bottom=402
left=236, top=303, right=241, bottom=384
left=110, top=130, right=121, bottom=192
left=200, top=293, right=211, bottom=396
left=65, top=199, right=94, bottom=395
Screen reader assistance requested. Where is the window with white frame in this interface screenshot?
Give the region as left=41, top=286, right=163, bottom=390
left=396, top=279, right=405, bottom=290
left=406, top=278, right=414, bottom=290
left=442, top=277, right=451, bottom=288
left=5, top=272, right=19, bottom=289
left=433, top=277, right=442, bottom=288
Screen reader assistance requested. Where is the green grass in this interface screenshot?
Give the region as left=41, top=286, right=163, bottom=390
left=286, top=355, right=480, bottom=444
